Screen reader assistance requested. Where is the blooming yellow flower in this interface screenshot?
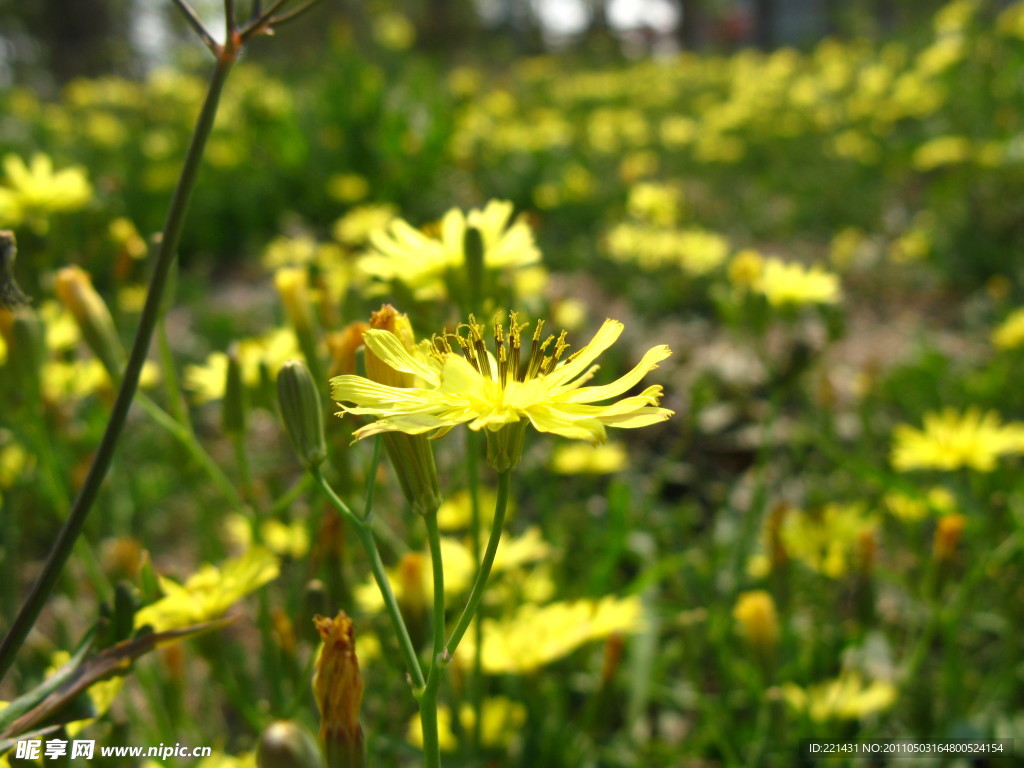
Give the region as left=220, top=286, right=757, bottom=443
left=753, top=257, right=841, bottom=307
left=459, top=596, right=643, bottom=674
left=891, top=407, right=1024, bottom=472
left=992, top=307, right=1024, bottom=350
left=358, top=200, right=540, bottom=300
left=783, top=671, right=897, bottom=721
left=331, top=315, right=672, bottom=449
left=133, top=548, right=279, bottom=632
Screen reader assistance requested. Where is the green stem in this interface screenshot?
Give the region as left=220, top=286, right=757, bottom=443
left=232, top=431, right=255, bottom=506
left=311, top=467, right=425, bottom=689
left=156, top=317, right=190, bottom=428
left=418, top=511, right=446, bottom=768
left=443, top=470, right=510, bottom=661
left=465, top=432, right=483, bottom=754
left=0, top=50, right=238, bottom=683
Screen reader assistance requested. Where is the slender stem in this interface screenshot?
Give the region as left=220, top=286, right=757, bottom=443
left=0, top=53, right=237, bottom=684
left=232, top=432, right=255, bottom=505
left=418, top=512, right=446, bottom=768
left=465, top=432, right=483, bottom=754
left=311, top=467, right=425, bottom=689
left=443, top=470, right=510, bottom=660
left=156, top=318, right=190, bottom=428
left=263, top=0, right=321, bottom=28
left=171, top=0, right=219, bottom=51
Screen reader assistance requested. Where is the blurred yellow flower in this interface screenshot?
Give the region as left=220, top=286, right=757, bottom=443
left=134, top=548, right=279, bottom=632
left=753, top=258, right=841, bottom=307
left=0, top=153, right=92, bottom=231
left=884, top=486, right=956, bottom=521
left=184, top=329, right=298, bottom=403
left=326, top=173, right=369, bottom=203
left=460, top=596, right=643, bottom=674
left=407, top=697, right=526, bottom=752
left=992, top=308, right=1024, bottom=350
left=782, top=503, right=879, bottom=578
left=332, top=204, right=398, bottom=247
left=224, top=514, right=311, bottom=559
left=913, top=135, right=972, bottom=171
left=733, top=590, right=779, bottom=652
left=783, top=671, right=897, bottom=721
left=891, top=407, right=1024, bottom=472
left=358, top=200, right=540, bottom=300
left=332, top=316, right=672, bottom=446
left=550, top=442, right=628, bottom=474
left=728, top=249, right=765, bottom=288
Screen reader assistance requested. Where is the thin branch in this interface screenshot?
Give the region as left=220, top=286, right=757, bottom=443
left=250, top=0, right=263, bottom=23
left=261, top=0, right=322, bottom=30
left=239, top=0, right=289, bottom=37
left=171, top=0, right=219, bottom=53
left=225, top=0, right=237, bottom=39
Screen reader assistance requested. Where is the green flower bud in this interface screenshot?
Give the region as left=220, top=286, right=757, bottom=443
left=257, top=720, right=325, bottom=768
left=8, top=309, right=45, bottom=401
left=277, top=360, right=328, bottom=471
left=55, top=265, right=124, bottom=378
left=485, top=421, right=527, bottom=472
left=222, top=342, right=248, bottom=436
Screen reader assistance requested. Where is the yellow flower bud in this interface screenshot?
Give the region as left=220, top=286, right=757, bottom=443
left=933, top=514, right=967, bottom=563
left=364, top=306, right=441, bottom=516
left=365, top=305, right=416, bottom=387
left=327, top=321, right=368, bottom=378
left=277, top=360, right=327, bottom=470
left=733, top=590, right=780, bottom=654
left=313, top=612, right=365, bottom=768
left=54, top=265, right=124, bottom=376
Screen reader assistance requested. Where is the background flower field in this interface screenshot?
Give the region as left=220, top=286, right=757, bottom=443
left=2, top=1, right=1024, bottom=766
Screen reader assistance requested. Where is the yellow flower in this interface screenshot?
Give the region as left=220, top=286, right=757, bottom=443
left=912, top=135, right=972, bottom=171
left=358, top=200, right=540, bottom=300
left=992, top=308, right=1024, bottom=350
left=224, top=514, right=311, bottom=559
left=781, top=503, right=879, bottom=578
left=407, top=697, right=526, bottom=752
left=783, top=671, right=896, bottom=721
left=733, top=590, right=779, bottom=652
left=133, top=548, right=279, bottom=632
left=0, top=153, right=92, bottom=231
left=459, top=596, right=643, bottom=674
left=331, top=314, right=672, bottom=449
left=891, top=407, right=1024, bottom=472
left=753, top=258, right=841, bottom=307
left=550, top=442, right=628, bottom=474
left=727, top=249, right=765, bottom=288
left=332, top=203, right=398, bottom=246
